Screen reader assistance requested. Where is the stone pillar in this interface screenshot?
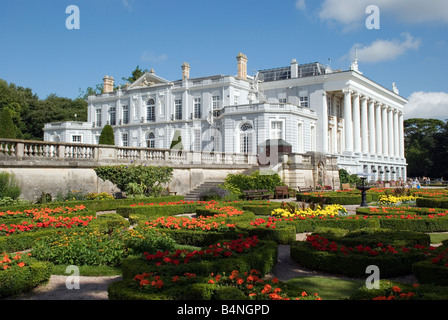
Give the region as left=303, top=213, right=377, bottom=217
left=393, top=110, right=399, bottom=158
left=368, top=99, right=376, bottom=154
left=343, top=89, right=353, bottom=153
left=388, top=108, right=394, bottom=157
left=375, top=102, right=382, bottom=156
left=399, top=112, right=405, bottom=158
left=360, top=96, right=369, bottom=154
left=382, top=105, right=388, bottom=156
left=321, top=92, right=328, bottom=153
left=352, top=92, right=361, bottom=153
left=236, top=53, right=248, bottom=80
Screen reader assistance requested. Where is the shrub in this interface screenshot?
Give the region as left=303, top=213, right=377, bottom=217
left=0, top=172, right=21, bottom=200
left=223, top=171, right=284, bottom=195
left=98, top=124, right=115, bottom=145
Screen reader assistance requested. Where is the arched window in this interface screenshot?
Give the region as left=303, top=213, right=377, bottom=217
left=239, top=122, right=254, bottom=154
left=147, top=99, right=155, bottom=122
left=147, top=132, right=156, bottom=148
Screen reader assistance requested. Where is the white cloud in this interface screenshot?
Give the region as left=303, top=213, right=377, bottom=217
left=317, top=0, right=448, bottom=27
left=121, top=0, right=133, bottom=12
left=295, top=0, right=306, bottom=11
left=405, top=91, right=448, bottom=120
left=346, top=33, right=421, bottom=63
left=140, top=51, right=168, bottom=63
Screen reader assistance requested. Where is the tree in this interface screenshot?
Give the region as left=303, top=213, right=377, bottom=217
left=0, top=107, right=18, bottom=139
left=170, top=130, right=184, bottom=150
left=404, top=118, right=445, bottom=178
left=122, top=65, right=148, bottom=84
left=99, top=124, right=115, bottom=145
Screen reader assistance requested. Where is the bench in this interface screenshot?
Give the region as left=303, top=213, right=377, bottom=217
left=275, top=186, right=296, bottom=199
left=297, top=186, right=314, bottom=193
left=242, top=189, right=273, bottom=200
left=114, top=192, right=127, bottom=199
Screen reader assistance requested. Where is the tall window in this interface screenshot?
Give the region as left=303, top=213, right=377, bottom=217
left=193, top=128, right=201, bottom=151
left=122, top=133, right=129, bottom=147
left=240, top=123, right=254, bottom=154
left=270, top=121, right=283, bottom=140
left=327, top=96, right=333, bottom=116
left=193, top=98, right=201, bottom=119
left=122, top=106, right=129, bottom=124
left=212, top=96, right=221, bottom=110
left=147, top=132, right=155, bottom=148
left=336, top=99, right=342, bottom=118
left=175, top=99, right=182, bottom=120
left=300, top=96, right=309, bottom=108
left=95, top=109, right=102, bottom=127
left=147, top=99, right=155, bottom=122
left=310, top=125, right=316, bottom=151
left=109, top=107, right=116, bottom=126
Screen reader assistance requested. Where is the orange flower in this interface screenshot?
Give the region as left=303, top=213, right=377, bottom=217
left=392, top=286, right=401, bottom=293
left=301, top=291, right=307, bottom=296
left=261, top=284, right=272, bottom=294
left=17, top=262, right=25, bottom=268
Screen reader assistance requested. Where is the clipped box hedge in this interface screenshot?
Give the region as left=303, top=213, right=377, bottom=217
left=290, top=240, right=427, bottom=278
left=416, top=197, right=448, bottom=209
left=120, top=239, right=278, bottom=280
left=0, top=260, right=53, bottom=298
left=412, top=260, right=448, bottom=286
left=116, top=203, right=198, bottom=219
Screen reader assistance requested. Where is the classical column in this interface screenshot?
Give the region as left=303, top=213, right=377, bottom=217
left=321, top=92, right=328, bottom=153
left=393, top=110, right=399, bottom=158
left=360, top=96, right=369, bottom=154
left=352, top=92, right=361, bottom=153
left=399, top=112, right=405, bottom=158
left=382, top=105, right=388, bottom=156
left=343, top=89, right=353, bottom=153
left=375, top=102, right=382, bottom=155
left=388, top=108, right=394, bottom=157
left=368, top=99, right=376, bottom=154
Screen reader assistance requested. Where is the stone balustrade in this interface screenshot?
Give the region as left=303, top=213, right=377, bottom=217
left=0, top=139, right=258, bottom=168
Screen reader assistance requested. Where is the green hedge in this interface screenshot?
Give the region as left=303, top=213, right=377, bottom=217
left=290, top=240, right=427, bottom=278
left=416, top=197, right=448, bottom=209
left=0, top=260, right=53, bottom=298
left=120, top=240, right=278, bottom=280
left=412, top=260, right=448, bottom=286
left=292, top=216, right=380, bottom=232
left=116, top=203, right=198, bottom=219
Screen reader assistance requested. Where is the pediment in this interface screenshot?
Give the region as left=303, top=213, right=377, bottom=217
left=127, top=72, right=170, bottom=89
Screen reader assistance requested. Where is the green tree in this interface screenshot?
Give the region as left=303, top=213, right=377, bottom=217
left=122, top=65, right=148, bottom=84
left=404, top=118, right=445, bottom=178
left=99, top=124, right=115, bottom=145
left=170, top=130, right=184, bottom=150
left=0, top=107, right=18, bottom=139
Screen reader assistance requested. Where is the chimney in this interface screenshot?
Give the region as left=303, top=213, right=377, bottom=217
left=236, top=52, right=248, bottom=80
left=291, top=59, right=299, bottom=78
left=103, top=76, right=114, bottom=93
left=181, top=62, right=190, bottom=80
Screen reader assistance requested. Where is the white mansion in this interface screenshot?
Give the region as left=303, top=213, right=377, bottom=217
left=44, top=53, right=408, bottom=181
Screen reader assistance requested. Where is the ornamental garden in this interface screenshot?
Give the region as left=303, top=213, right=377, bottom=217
left=2, top=167, right=448, bottom=300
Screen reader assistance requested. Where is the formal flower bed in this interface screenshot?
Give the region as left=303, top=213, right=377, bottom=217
left=378, top=194, right=417, bottom=205
left=143, top=236, right=259, bottom=266
left=0, top=205, right=89, bottom=220
left=1, top=251, right=31, bottom=270
left=271, top=204, right=347, bottom=218
left=131, top=269, right=321, bottom=300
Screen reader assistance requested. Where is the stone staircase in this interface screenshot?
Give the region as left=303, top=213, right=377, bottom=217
left=183, top=181, right=224, bottom=201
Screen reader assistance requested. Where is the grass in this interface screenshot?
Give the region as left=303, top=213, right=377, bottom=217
left=285, top=276, right=365, bottom=300
left=51, top=264, right=122, bottom=277
left=429, top=233, right=448, bottom=244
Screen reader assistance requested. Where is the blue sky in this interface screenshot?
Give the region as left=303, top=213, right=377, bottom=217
left=1, top=0, right=447, bottom=120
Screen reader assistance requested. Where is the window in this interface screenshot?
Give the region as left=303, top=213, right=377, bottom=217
left=193, top=98, right=201, bottom=119
left=279, top=98, right=287, bottom=104
left=212, top=96, right=221, bottom=110
left=327, top=96, right=333, bottom=116
left=270, top=121, right=283, bottom=140
left=240, top=123, right=254, bottom=154
left=122, top=133, right=128, bottom=147
left=336, top=99, right=342, bottom=118
left=110, top=107, right=116, bottom=126
left=122, top=106, right=129, bottom=124
left=147, top=132, right=155, bottom=149
left=300, top=96, right=309, bottom=108
left=193, top=128, right=201, bottom=152
left=310, top=125, right=316, bottom=151
left=95, top=109, right=102, bottom=127
left=72, top=135, right=82, bottom=143
left=147, top=99, right=155, bottom=122
left=175, top=99, right=182, bottom=120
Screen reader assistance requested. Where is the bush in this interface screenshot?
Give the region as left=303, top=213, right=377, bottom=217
left=0, top=172, right=21, bottom=200
left=98, top=124, right=115, bottom=145
left=223, top=171, right=284, bottom=195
